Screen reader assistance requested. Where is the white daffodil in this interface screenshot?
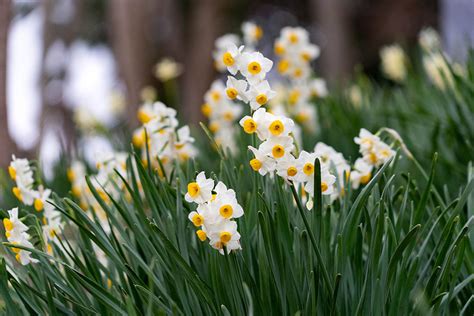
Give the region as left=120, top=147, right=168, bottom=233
left=275, top=154, right=300, bottom=181
left=247, top=80, right=276, bottom=110
left=225, top=76, right=248, bottom=101
left=350, top=158, right=373, bottom=189
left=259, top=136, right=294, bottom=160
left=380, top=44, right=407, bottom=82
left=418, top=27, right=441, bottom=53
left=3, top=208, right=38, bottom=265
left=33, top=188, right=52, bottom=212
left=309, top=78, right=328, bottom=98
left=266, top=114, right=295, bottom=138
left=363, top=141, right=395, bottom=167
left=293, top=103, right=316, bottom=129
left=212, top=182, right=244, bottom=220
left=239, top=108, right=271, bottom=140
left=213, top=34, right=241, bottom=72
left=239, top=52, right=273, bottom=85
left=9, top=156, right=34, bottom=187
left=204, top=80, right=226, bottom=107
left=423, top=52, right=454, bottom=90
left=299, top=43, right=320, bottom=62
left=137, top=101, right=178, bottom=127
left=185, top=171, right=214, bottom=204
left=295, top=150, right=318, bottom=183
left=280, top=26, right=310, bottom=48
left=248, top=146, right=277, bottom=176
left=354, top=128, right=381, bottom=153
left=303, top=165, right=336, bottom=197
left=175, top=126, right=195, bottom=148
left=206, top=220, right=241, bottom=254
left=3, top=208, right=28, bottom=241
left=221, top=43, right=244, bottom=75
left=154, top=58, right=183, bottom=82
left=242, top=21, right=263, bottom=47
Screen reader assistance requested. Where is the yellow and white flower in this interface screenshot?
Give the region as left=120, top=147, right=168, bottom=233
left=220, top=43, right=244, bottom=75
left=239, top=52, right=273, bottom=85
left=242, top=21, right=263, bottom=47
left=275, top=154, right=300, bottom=181
left=3, top=208, right=38, bottom=265
left=225, top=76, right=248, bottom=101
left=380, top=44, right=407, bottom=82
left=247, top=80, right=276, bottom=110
left=418, top=27, right=441, bottom=53
left=185, top=171, right=214, bottom=204
left=259, top=136, right=294, bottom=160
left=248, top=146, right=277, bottom=176
left=309, top=78, right=328, bottom=98
left=350, top=158, right=373, bottom=189
left=154, top=58, right=183, bottom=82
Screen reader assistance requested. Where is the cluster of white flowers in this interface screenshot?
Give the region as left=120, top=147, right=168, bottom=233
left=3, top=208, right=38, bottom=265
left=380, top=44, right=407, bottom=83
left=270, top=27, right=327, bottom=133
left=8, top=156, right=62, bottom=255
left=274, top=26, right=320, bottom=82
left=185, top=172, right=243, bottom=254
left=201, top=79, right=243, bottom=153
left=354, top=129, right=395, bottom=167
left=133, top=101, right=197, bottom=174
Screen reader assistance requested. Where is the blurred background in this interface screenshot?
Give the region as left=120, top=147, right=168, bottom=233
left=0, top=0, right=473, bottom=175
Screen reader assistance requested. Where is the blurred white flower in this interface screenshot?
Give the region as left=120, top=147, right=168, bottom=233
left=154, top=58, right=183, bottom=82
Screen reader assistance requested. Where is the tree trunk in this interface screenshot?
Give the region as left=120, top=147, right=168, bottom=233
left=310, top=0, right=353, bottom=83
left=107, top=0, right=158, bottom=129
left=181, top=0, right=222, bottom=124
left=0, top=0, right=18, bottom=168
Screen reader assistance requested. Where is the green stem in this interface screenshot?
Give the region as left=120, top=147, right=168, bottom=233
left=290, top=183, right=333, bottom=294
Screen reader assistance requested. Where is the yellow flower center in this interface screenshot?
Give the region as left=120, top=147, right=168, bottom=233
left=220, top=231, right=232, bottom=244
left=201, top=103, right=212, bottom=117
left=303, top=163, right=314, bottom=176
left=209, top=122, right=220, bottom=133
left=360, top=172, right=371, bottom=185
left=321, top=181, right=328, bottom=192
left=226, top=87, right=238, bottom=100
left=187, top=182, right=200, bottom=198
left=175, top=143, right=185, bottom=150
left=269, top=120, right=284, bottom=136
left=66, top=168, right=75, bottom=181
left=3, top=218, right=13, bottom=231
left=133, top=130, right=145, bottom=148
left=179, top=153, right=190, bottom=161
left=254, top=26, right=263, bottom=39
left=295, top=113, right=309, bottom=123
left=250, top=159, right=262, bottom=171
left=137, top=109, right=151, bottom=123
left=288, top=90, right=300, bottom=105
left=289, top=33, right=299, bottom=44
left=12, top=187, right=22, bottom=202
left=243, top=118, right=257, bottom=134
left=256, top=94, right=268, bottom=105
left=196, top=230, right=207, bottom=241
left=248, top=61, right=262, bottom=75
left=369, top=152, right=378, bottom=164
left=277, top=60, right=290, bottom=74
left=219, top=204, right=233, bottom=218
left=293, top=68, right=303, bottom=78
left=72, top=185, right=81, bottom=197
left=8, top=166, right=16, bottom=181
left=223, top=111, right=234, bottom=121
left=222, top=52, right=234, bottom=66
left=191, top=214, right=204, bottom=227
left=274, top=43, right=285, bottom=55
left=287, top=166, right=297, bottom=177
left=272, top=145, right=285, bottom=158
left=211, top=91, right=221, bottom=102
left=34, top=198, right=44, bottom=212
left=301, top=52, right=311, bottom=61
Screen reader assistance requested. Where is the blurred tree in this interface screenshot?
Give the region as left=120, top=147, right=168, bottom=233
left=0, top=0, right=19, bottom=168
left=108, top=0, right=159, bottom=129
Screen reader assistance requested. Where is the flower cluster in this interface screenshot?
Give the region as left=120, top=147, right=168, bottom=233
left=3, top=208, right=38, bottom=265
left=8, top=156, right=62, bottom=254
left=134, top=101, right=197, bottom=174
left=380, top=44, right=407, bottom=83
left=201, top=80, right=243, bottom=152
left=354, top=129, right=395, bottom=168
left=274, top=26, right=320, bottom=82
left=185, top=172, right=243, bottom=254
